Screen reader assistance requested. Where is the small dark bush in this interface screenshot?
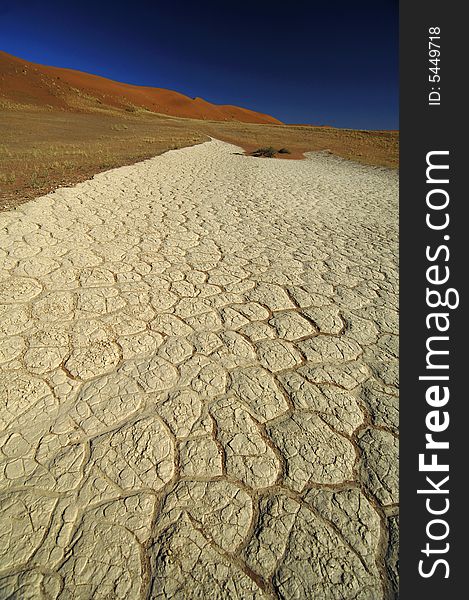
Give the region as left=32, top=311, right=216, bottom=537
left=277, top=147, right=291, bottom=154
left=251, top=147, right=277, bottom=158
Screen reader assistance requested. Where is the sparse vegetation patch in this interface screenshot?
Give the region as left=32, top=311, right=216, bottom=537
left=250, top=146, right=292, bottom=158
left=251, top=146, right=277, bottom=158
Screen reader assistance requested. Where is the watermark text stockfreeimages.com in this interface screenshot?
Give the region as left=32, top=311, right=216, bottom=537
left=417, top=150, right=459, bottom=579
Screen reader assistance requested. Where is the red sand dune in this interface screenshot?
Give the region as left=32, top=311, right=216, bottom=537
left=0, top=51, right=282, bottom=124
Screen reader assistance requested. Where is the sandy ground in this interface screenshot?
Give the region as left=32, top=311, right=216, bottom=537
left=0, top=108, right=398, bottom=210
left=0, top=139, right=398, bottom=599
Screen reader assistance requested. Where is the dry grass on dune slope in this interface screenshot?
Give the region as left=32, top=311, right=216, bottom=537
left=0, top=50, right=282, bottom=124
left=0, top=110, right=206, bottom=209
left=0, top=108, right=398, bottom=211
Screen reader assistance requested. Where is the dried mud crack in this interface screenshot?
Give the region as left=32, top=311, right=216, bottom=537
left=0, top=139, right=398, bottom=599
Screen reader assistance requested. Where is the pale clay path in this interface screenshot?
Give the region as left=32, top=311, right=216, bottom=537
left=0, top=139, right=398, bottom=599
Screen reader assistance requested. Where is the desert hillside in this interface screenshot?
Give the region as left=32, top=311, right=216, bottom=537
left=0, top=51, right=282, bottom=124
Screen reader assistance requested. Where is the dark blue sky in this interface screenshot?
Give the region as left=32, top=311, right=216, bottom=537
left=0, top=0, right=398, bottom=129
